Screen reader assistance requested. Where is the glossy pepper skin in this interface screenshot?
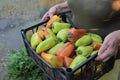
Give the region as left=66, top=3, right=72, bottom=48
left=43, top=27, right=56, bottom=39
left=76, top=46, right=93, bottom=57
left=41, top=52, right=63, bottom=67
left=52, top=22, right=71, bottom=33
left=75, top=35, right=92, bottom=47
left=88, top=33, right=103, bottom=43
left=90, top=50, right=98, bottom=56
left=41, top=52, right=55, bottom=63
left=48, top=42, right=64, bottom=55
left=64, top=56, right=73, bottom=68
left=36, top=37, right=56, bottom=54
left=30, top=33, right=42, bottom=49
left=68, top=28, right=87, bottom=43
left=57, top=29, right=70, bottom=42
left=92, top=42, right=102, bottom=50
left=50, top=56, right=63, bottom=67
left=56, top=42, right=75, bottom=58
left=69, top=55, right=87, bottom=69
left=37, top=29, right=45, bottom=40
left=46, top=15, right=61, bottom=28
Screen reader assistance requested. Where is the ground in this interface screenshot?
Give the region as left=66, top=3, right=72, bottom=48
left=0, top=0, right=120, bottom=80
left=0, top=0, right=40, bottom=80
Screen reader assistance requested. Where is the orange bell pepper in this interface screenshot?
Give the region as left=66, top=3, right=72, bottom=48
left=46, top=15, right=61, bottom=28
left=64, top=56, right=73, bottom=68
left=37, top=29, right=45, bottom=40
left=41, top=52, right=54, bottom=63
left=42, top=27, right=56, bottom=39
left=56, top=42, right=75, bottom=58
left=92, top=42, right=102, bottom=50
left=50, top=56, right=63, bottom=67
left=41, top=52, right=63, bottom=67
left=68, top=28, right=87, bottom=43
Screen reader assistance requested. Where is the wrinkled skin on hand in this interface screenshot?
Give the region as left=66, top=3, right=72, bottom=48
left=41, top=1, right=71, bottom=21
left=96, top=30, right=120, bottom=62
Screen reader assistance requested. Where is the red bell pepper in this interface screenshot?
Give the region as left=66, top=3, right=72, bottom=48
left=64, top=56, right=73, bottom=68
left=56, top=42, right=75, bottom=58
left=68, top=28, right=87, bottom=43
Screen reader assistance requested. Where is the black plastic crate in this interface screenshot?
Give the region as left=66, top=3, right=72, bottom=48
left=21, top=14, right=115, bottom=80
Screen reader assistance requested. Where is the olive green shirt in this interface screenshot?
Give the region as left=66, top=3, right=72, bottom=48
left=67, top=0, right=120, bottom=37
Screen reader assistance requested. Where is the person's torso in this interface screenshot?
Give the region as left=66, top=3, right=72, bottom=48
left=67, top=0, right=113, bottom=28
left=67, top=0, right=120, bottom=37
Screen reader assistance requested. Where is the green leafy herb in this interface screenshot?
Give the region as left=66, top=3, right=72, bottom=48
left=7, top=47, right=48, bottom=80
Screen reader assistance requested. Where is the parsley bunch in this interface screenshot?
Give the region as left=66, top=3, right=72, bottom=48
left=8, top=48, right=48, bottom=80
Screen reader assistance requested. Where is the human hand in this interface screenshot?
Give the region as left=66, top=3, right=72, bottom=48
left=96, top=30, right=120, bottom=62
left=41, top=5, right=58, bottom=21
left=41, top=1, right=70, bottom=22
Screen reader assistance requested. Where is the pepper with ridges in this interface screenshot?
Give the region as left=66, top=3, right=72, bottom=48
left=48, top=42, right=64, bottom=55
left=57, top=28, right=70, bottom=42
left=56, top=42, right=75, bottom=58
left=76, top=46, right=93, bottom=57
left=36, top=37, right=56, bottom=54
left=75, top=35, right=92, bottom=47
left=52, top=22, right=71, bottom=33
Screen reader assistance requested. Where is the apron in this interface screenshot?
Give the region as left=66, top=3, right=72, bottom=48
left=67, top=0, right=120, bottom=79
left=67, top=0, right=120, bottom=38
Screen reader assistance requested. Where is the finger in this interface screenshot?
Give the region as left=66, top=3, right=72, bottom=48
left=98, top=42, right=108, bottom=55
left=41, top=12, right=49, bottom=21
left=49, top=10, right=56, bottom=18
left=49, top=7, right=57, bottom=18
left=96, top=48, right=113, bottom=61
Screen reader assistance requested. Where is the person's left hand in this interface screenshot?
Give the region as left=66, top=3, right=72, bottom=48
left=95, top=30, right=120, bottom=62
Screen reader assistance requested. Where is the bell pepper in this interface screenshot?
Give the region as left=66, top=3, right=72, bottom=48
left=87, top=33, right=103, bottom=43
left=69, top=55, right=87, bottom=75
left=30, top=33, right=42, bottom=49
left=52, top=22, right=71, bottom=33
left=75, top=35, right=92, bottom=47
left=48, top=42, right=64, bottom=55
left=26, top=31, right=33, bottom=42
left=46, top=15, right=61, bottom=28
left=64, top=56, right=73, bottom=68
left=76, top=46, right=93, bottom=57
left=43, top=27, right=56, bottom=39
left=41, top=52, right=63, bottom=67
left=50, top=56, right=63, bottom=67
left=92, top=42, right=102, bottom=50
left=37, top=29, right=44, bottom=40
left=57, top=29, right=70, bottom=42
left=68, top=28, right=87, bottom=43
left=56, top=42, right=75, bottom=58
left=41, top=52, right=54, bottom=63
left=36, top=37, right=56, bottom=54
left=69, top=55, right=87, bottom=69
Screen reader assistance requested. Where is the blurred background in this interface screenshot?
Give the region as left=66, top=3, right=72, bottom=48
left=0, top=0, right=119, bottom=80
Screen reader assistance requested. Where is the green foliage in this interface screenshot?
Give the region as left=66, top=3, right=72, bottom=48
left=8, top=48, right=48, bottom=80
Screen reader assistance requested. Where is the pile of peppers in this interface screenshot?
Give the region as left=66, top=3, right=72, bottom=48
left=29, top=15, right=103, bottom=74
